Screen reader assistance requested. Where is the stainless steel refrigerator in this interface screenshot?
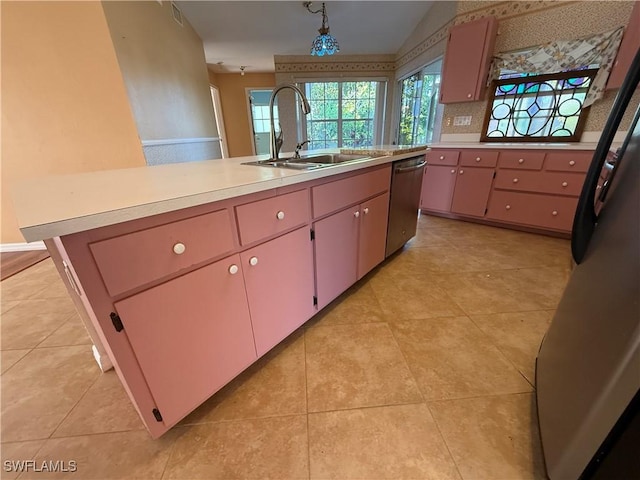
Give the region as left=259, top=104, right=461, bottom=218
left=536, top=48, right=640, bottom=479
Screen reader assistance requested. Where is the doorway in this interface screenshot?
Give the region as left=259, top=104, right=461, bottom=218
left=247, top=89, right=277, bottom=156
left=210, top=85, right=229, bottom=158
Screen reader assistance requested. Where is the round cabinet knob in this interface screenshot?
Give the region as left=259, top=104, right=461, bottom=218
left=467, top=93, right=472, bottom=98
left=512, top=178, right=519, bottom=183
left=363, top=207, right=369, bottom=215
left=249, top=256, right=258, bottom=266
left=569, top=160, right=576, bottom=166
left=354, top=211, right=360, bottom=218
left=459, top=170, right=464, bottom=175
left=440, top=155, right=445, bottom=160
left=451, top=169, right=456, bottom=174
left=552, top=211, right=558, bottom=216
left=276, top=211, right=285, bottom=220
left=518, top=158, right=525, bottom=164
left=173, top=243, right=186, bottom=255
left=505, top=205, right=511, bottom=210
left=562, top=181, right=568, bottom=187
left=475, top=157, right=481, bottom=162
left=228, top=264, right=239, bottom=275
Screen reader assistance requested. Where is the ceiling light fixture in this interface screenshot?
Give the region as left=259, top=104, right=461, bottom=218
left=303, top=2, right=339, bottom=56
left=240, top=65, right=246, bottom=76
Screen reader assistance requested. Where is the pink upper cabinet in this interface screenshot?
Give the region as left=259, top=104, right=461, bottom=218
left=607, top=1, right=640, bottom=90
left=440, top=16, right=498, bottom=104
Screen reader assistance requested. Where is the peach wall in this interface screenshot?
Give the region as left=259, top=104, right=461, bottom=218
left=213, top=72, right=276, bottom=158
left=1, top=1, right=146, bottom=244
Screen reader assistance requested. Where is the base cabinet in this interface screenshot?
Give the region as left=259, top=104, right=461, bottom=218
left=114, top=254, right=257, bottom=427
left=242, top=227, right=315, bottom=356
left=357, top=192, right=390, bottom=280
left=420, top=165, right=458, bottom=212
left=450, top=167, right=495, bottom=217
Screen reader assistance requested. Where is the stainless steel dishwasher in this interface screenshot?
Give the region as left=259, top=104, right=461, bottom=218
left=385, top=155, right=426, bottom=257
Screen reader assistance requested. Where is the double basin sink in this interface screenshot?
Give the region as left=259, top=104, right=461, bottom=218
left=243, top=153, right=377, bottom=170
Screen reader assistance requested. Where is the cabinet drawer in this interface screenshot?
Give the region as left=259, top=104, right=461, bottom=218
left=498, top=151, right=545, bottom=170
left=312, top=166, right=391, bottom=218
left=486, top=190, right=578, bottom=232
left=235, top=189, right=310, bottom=246
left=90, top=210, right=234, bottom=297
left=426, top=149, right=460, bottom=166
left=544, top=151, right=593, bottom=173
left=494, top=170, right=586, bottom=196
left=460, top=150, right=498, bottom=167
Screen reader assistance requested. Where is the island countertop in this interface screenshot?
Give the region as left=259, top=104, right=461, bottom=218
left=13, top=147, right=427, bottom=243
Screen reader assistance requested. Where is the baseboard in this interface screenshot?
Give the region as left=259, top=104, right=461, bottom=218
left=0, top=241, right=47, bottom=253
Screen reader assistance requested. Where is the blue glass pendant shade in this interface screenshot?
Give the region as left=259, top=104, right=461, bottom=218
left=311, top=32, right=340, bottom=56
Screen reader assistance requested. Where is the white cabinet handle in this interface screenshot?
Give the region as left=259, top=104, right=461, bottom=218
left=569, top=160, right=576, bottom=166
left=459, top=170, right=464, bottom=175
left=173, top=243, right=186, bottom=255
left=451, top=169, right=456, bottom=174
left=552, top=211, right=558, bottom=216
left=363, top=207, right=369, bottom=215
left=467, top=93, right=472, bottom=98
left=562, top=181, right=568, bottom=187
left=354, top=211, right=360, bottom=218
left=518, top=158, right=524, bottom=164
left=475, top=157, right=481, bottom=162
left=512, top=178, right=519, bottom=183
left=440, top=155, right=445, bottom=160
left=228, top=264, right=239, bottom=275
left=506, top=205, right=511, bottom=210
left=249, top=256, right=258, bottom=266
left=276, top=211, right=285, bottom=220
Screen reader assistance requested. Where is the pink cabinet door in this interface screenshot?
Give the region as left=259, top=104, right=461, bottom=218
left=113, top=254, right=256, bottom=428
left=314, top=206, right=359, bottom=309
left=358, top=193, right=390, bottom=280
left=241, top=227, right=315, bottom=356
left=451, top=167, right=495, bottom=217
left=607, top=1, right=640, bottom=90
left=420, top=165, right=458, bottom=212
left=440, top=16, right=498, bottom=103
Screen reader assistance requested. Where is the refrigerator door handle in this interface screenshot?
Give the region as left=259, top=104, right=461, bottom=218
left=572, top=47, right=640, bottom=264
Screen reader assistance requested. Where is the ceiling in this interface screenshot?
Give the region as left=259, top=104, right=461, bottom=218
left=176, top=1, right=435, bottom=74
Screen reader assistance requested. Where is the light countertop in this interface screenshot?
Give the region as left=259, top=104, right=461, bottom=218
left=428, top=142, right=602, bottom=150
left=13, top=147, right=426, bottom=242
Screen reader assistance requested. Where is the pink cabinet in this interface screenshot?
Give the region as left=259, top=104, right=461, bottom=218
left=358, top=193, right=390, bottom=280
left=113, top=254, right=257, bottom=427
left=420, top=165, right=458, bottom=212
left=440, top=16, right=498, bottom=103
left=607, top=1, right=640, bottom=90
left=241, top=227, right=315, bottom=356
left=450, top=167, right=495, bottom=217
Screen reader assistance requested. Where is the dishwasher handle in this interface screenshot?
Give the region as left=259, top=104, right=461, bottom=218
left=395, top=160, right=426, bottom=174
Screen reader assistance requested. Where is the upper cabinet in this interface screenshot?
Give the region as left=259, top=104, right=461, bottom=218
left=606, top=1, right=640, bottom=90
left=439, top=16, right=499, bottom=104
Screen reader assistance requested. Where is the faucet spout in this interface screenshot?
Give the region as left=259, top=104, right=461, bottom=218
left=269, top=84, right=311, bottom=160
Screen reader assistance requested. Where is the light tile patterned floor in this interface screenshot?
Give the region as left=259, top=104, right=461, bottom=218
left=0, top=215, right=572, bottom=479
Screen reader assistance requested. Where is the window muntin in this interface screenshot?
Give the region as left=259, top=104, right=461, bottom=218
left=482, top=68, right=597, bottom=142
left=304, top=81, right=382, bottom=149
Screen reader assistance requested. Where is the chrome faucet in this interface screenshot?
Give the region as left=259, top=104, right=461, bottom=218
left=294, top=140, right=310, bottom=158
left=269, top=84, right=311, bottom=160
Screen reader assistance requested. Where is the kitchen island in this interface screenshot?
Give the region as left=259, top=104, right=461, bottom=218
left=12, top=146, right=425, bottom=438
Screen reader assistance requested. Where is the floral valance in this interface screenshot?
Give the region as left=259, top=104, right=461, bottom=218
left=489, top=26, right=625, bottom=107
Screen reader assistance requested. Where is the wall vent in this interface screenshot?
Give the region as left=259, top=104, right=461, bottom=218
left=171, top=2, right=183, bottom=26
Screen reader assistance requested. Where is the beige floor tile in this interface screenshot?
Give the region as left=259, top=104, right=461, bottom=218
left=379, top=246, right=491, bottom=276
left=0, top=259, right=60, bottom=302
left=1, top=297, right=77, bottom=350
left=0, top=440, right=45, bottom=480
left=391, top=317, right=532, bottom=400
left=52, top=371, right=143, bottom=437
left=1, top=349, right=31, bottom=375
left=429, top=393, right=546, bottom=480
left=309, top=403, right=461, bottom=480
left=35, top=279, right=71, bottom=300
left=369, top=272, right=465, bottom=320
left=416, top=214, right=462, bottom=230
left=407, top=227, right=453, bottom=247
left=37, top=317, right=91, bottom=348
left=307, top=281, right=386, bottom=328
left=180, top=332, right=307, bottom=424
left=470, top=311, right=554, bottom=384
left=432, top=266, right=570, bottom=315
left=1, top=346, right=99, bottom=442
left=461, top=241, right=571, bottom=270
left=305, top=323, right=422, bottom=412
left=164, top=415, right=308, bottom=479
left=21, top=430, right=176, bottom=480
left=1, top=300, right=19, bottom=315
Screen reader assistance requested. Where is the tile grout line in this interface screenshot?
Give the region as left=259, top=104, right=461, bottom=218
left=423, top=401, right=466, bottom=480
left=303, top=330, right=311, bottom=480
left=386, top=321, right=426, bottom=404
left=0, top=348, right=33, bottom=377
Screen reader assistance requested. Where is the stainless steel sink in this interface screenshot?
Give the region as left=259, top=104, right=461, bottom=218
left=242, top=153, right=374, bottom=170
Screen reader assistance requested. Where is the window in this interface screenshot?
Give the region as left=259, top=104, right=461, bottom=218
left=482, top=68, right=597, bottom=142
left=302, top=81, right=385, bottom=149
left=397, top=62, right=441, bottom=146
left=248, top=89, right=278, bottom=155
